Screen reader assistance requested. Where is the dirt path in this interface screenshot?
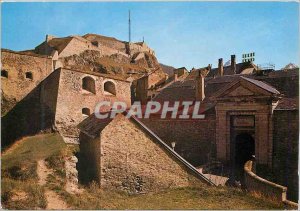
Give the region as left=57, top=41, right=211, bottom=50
left=37, top=159, right=70, bottom=210
left=44, top=190, right=69, bottom=210
left=37, top=160, right=53, bottom=186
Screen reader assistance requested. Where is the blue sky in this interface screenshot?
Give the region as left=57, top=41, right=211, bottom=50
left=1, top=2, right=299, bottom=69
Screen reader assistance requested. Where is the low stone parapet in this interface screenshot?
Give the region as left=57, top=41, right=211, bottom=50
left=244, top=160, right=298, bottom=209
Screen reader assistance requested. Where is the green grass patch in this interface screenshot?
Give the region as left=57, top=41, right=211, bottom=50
left=1, top=133, right=74, bottom=209
left=2, top=133, right=68, bottom=169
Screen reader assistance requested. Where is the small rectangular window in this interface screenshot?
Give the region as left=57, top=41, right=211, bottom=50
left=26, top=72, right=33, bottom=80
left=1, top=70, right=8, bottom=78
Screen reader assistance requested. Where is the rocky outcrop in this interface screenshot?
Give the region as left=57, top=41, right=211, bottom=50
left=61, top=49, right=166, bottom=84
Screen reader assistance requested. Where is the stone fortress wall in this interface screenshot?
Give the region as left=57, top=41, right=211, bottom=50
left=272, top=109, right=299, bottom=201
left=35, top=35, right=129, bottom=59
left=141, top=115, right=216, bottom=166
left=1, top=33, right=158, bottom=145
left=36, top=34, right=155, bottom=60
left=128, top=42, right=155, bottom=56
left=42, top=68, right=131, bottom=143
left=1, top=33, right=299, bottom=202
left=1, top=50, right=53, bottom=110
left=1, top=50, right=55, bottom=145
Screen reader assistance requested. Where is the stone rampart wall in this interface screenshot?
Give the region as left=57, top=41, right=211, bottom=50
left=54, top=68, right=131, bottom=143
left=1, top=50, right=53, bottom=112
left=141, top=115, right=216, bottom=166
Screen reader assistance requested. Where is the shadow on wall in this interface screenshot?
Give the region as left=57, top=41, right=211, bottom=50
left=1, top=84, right=55, bottom=149
left=76, top=133, right=99, bottom=185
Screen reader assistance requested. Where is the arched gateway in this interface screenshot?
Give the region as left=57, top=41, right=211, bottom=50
left=235, top=133, right=255, bottom=168
left=212, top=77, right=280, bottom=180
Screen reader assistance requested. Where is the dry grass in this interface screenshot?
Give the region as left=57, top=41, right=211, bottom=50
left=1, top=133, right=285, bottom=210
left=47, top=181, right=284, bottom=210
left=1, top=178, right=47, bottom=209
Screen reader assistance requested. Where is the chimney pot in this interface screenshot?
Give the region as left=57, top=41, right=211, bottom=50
left=218, top=58, right=224, bottom=76
left=46, top=35, right=55, bottom=42
left=231, top=55, right=236, bottom=74
left=196, top=70, right=205, bottom=101
left=174, top=73, right=178, bottom=82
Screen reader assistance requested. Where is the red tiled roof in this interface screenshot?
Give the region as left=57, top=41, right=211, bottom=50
left=247, top=70, right=299, bottom=98
left=275, top=98, right=299, bottom=110
left=155, top=70, right=298, bottom=108
left=240, top=76, right=280, bottom=94
left=77, top=113, right=114, bottom=138
left=206, top=62, right=257, bottom=78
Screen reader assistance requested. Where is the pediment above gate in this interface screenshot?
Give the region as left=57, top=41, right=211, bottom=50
left=211, top=76, right=280, bottom=100
left=227, top=86, right=254, bottom=97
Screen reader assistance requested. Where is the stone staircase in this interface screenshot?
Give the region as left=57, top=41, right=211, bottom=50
left=197, top=167, right=229, bottom=186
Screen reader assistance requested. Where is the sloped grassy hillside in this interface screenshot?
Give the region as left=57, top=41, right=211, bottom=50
left=1, top=133, right=285, bottom=210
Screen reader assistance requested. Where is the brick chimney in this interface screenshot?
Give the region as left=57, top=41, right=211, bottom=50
left=231, top=55, right=236, bottom=74
left=174, top=73, right=178, bottom=82
left=196, top=70, right=205, bottom=101
left=218, top=58, right=224, bottom=76
left=46, top=35, right=55, bottom=42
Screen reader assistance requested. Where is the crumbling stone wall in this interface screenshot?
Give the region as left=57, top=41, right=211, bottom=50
left=129, top=42, right=155, bottom=56
left=54, top=68, right=131, bottom=143
left=83, top=34, right=127, bottom=54
left=98, top=115, right=201, bottom=193
left=141, top=115, right=216, bottom=166
left=1, top=50, right=53, bottom=113
left=58, top=37, right=100, bottom=58
left=59, top=37, right=127, bottom=58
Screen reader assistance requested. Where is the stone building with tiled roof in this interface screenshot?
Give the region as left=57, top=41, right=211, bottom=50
left=76, top=64, right=298, bottom=199
left=140, top=66, right=299, bottom=200
left=1, top=34, right=298, bottom=201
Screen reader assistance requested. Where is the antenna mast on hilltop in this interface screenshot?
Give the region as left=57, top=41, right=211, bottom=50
left=128, top=10, right=131, bottom=43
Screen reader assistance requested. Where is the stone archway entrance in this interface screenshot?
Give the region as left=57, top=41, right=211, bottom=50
left=228, top=131, right=255, bottom=185
left=234, top=133, right=255, bottom=180
left=228, top=115, right=256, bottom=184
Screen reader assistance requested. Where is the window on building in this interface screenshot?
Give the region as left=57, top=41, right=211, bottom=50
left=1, top=70, right=8, bottom=78
left=104, top=81, right=116, bottom=95
left=82, top=76, right=96, bottom=94
left=82, top=108, right=90, bottom=116
left=25, top=72, right=33, bottom=79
